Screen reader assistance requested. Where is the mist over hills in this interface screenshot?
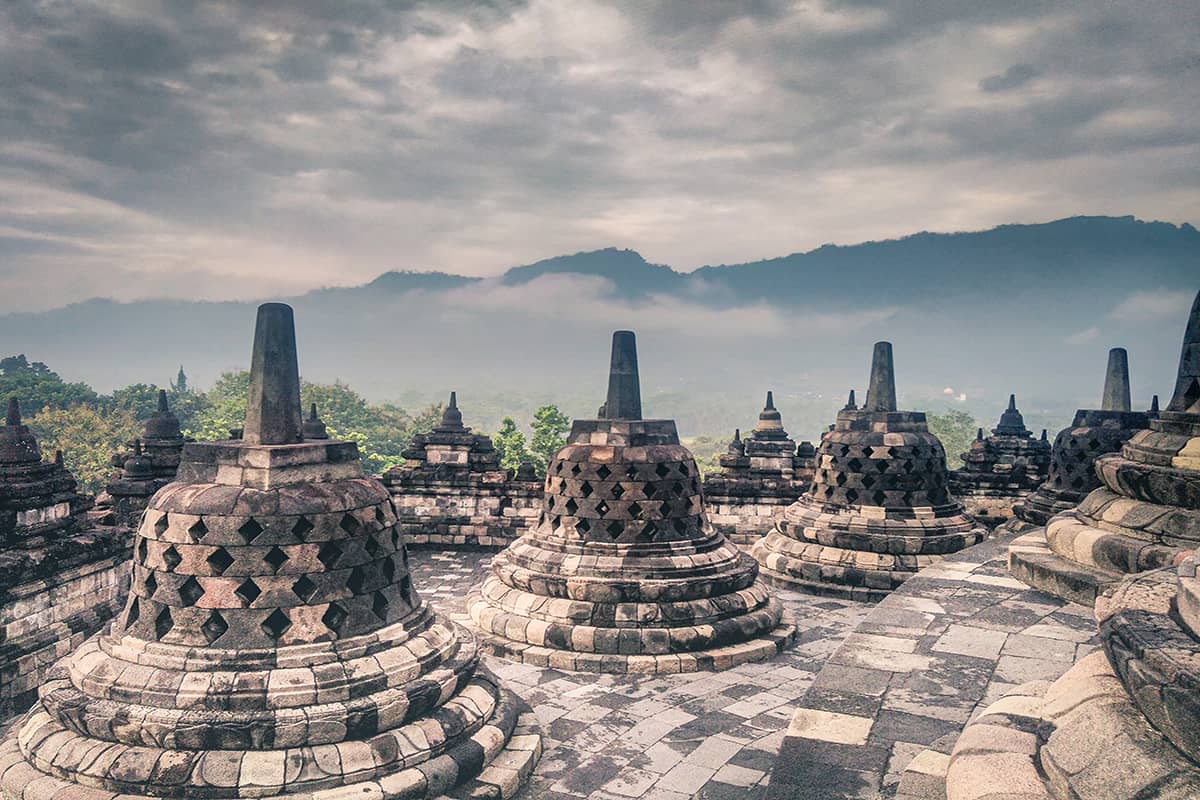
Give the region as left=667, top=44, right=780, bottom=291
left=1, top=215, right=1195, bottom=442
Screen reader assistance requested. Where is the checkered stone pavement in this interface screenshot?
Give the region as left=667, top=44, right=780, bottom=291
left=410, top=547, right=869, bottom=799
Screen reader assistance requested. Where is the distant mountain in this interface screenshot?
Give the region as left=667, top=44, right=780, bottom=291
left=1, top=215, right=1195, bottom=440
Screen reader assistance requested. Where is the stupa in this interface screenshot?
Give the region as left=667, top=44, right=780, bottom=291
left=949, top=394, right=1052, bottom=527
left=750, top=342, right=987, bottom=600
left=96, top=389, right=190, bottom=529
left=0, top=398, right=128, bottom=717
left=944, top=291, right=1200, bottom=800
left=465, top=331, right=796, bottom=673
left=703, top=391, right=817, bottom=547
left=1007, top=348, right=1151, bottom=531
left=1009, top=299, right=1196, bottom=606
left=381, top=392, right=542, bottom=548
left=0, top=303, right=540, bottom=800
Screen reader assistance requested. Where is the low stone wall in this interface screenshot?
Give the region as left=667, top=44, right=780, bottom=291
left=0, top=554, right=129, bottom=719
left=705, top=494, right=793, bottom=547
left=392, top=480, right=543, bottom=548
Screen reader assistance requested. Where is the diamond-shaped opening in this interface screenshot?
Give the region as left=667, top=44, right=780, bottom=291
left=862, top=475, right=876, bottom=489
left=576, top=518, right=591, bottom=534
left=847, top=458, right=862, bottom=472
left=611, top=484, right=625, bottom=499
left=863, top=446, right=874, bottom=457
left=546, top=496, right=555, bottom=510
left=261, top=608, right=292, bottom=641
left=347, top=566, right=366, bottom=595
left=672, top=518, right=688, bottom=534
left=238, top=518, right=264, bottom=543
left=580, top=481, right=593, bottom=498
left=554, top=461, right=563, bottom=474
left=597, top=465, right=611, bottom=480
left=318, top=541, right=343, bottom=570
left=125, top=597, right=140, bottom=626
left=187, top=519, right=208, bottom=542
left=178, top=576, right=204, bottom=606
left=143, top=572, right=158, bottom=597
left=845, top=489, right=859, bottom=503
left=264, top=546, right=288, bottom=572
left=375, top=507, right=386, bottom=525
left=564, top=498, right=579, bottom=514
left=292, top=516, right=314, bottom=537
left=680, top=463, right=690, bottom=476
left=639, top=521, right=658, bottom=541
left=606, top=521, right=624, bottom=539
left=206, top=547, right=234, bottom=575
left=876, top=461, right=889, bottom=472
left=839, top=445, right=850, bottom=456
left=154, top=513, right=170, bottom=537
left=659, top=501, right=672, bottom=516
left=400, top=575, right=413, bottom=604
left=154, top=607, right=173, bottom=640
left=235, top=578, right=262, bottom=606
left=372, top=592, right=389, bottom=620
left=672, top=482, right=684, bottom=496
left=382, top=556, right=396, bottom=584
left=200, top=611, right=227, bottom=645
left=340, top=513, right=361, bottom=535
left=595, top=499, right=610, bottom=517
left=872, top=490, right=887, bottom=505
left=628, top=502, right=642, bottom=518
left=835, top=473, right=847, bottom=486
left=570, top=463, right=582, bottom=476
left=625, top=464, right=639, bottom=479
left=162, top=545, right=182, bottom=572
left=292, top=575, right=319, bottom=602
left=322, top=602, right=348, bottom=635
left=655, top=464, right=670, bottom=478
left=364, top=536, right=382, bottom=558
left=137, top=538, right=148, bottom=563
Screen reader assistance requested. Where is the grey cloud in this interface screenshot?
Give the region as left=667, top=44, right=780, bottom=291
left=979, top=63, right=1040, bottom=92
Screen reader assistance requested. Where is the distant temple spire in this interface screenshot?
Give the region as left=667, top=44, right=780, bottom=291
left=843, top=389, right=857, bottom=410
left=863, top=341, right=897, bottom=413
left=303, top=403, right=329, bottom=440
left=1100, top=347, right=1132, bottom=412
left=242, top=303, right=304, bottom=445
left=437, top=391, right=465, bottom=431
left=602, top=330, right=642, bottom=420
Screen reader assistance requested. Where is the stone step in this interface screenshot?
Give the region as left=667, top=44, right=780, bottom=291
left=1008, top=533, right=1118, bottom=607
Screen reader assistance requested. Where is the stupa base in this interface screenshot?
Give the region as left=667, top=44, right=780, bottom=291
left=940, top=652, right=1200, bottom=800
left=1007, top=530, right=1119, bottom=606
left=461, top=598, right=796, bottom=674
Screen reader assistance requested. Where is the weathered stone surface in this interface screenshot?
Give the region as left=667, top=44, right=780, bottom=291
left=0, top=303, right=540, bottom=800
left=702, top=392, right=817, bottom=547
left=466, top=330, right=796, bottom=673
left=380, top=394, right=542, bottom=549
left=752, top=342, right=987, bottom=600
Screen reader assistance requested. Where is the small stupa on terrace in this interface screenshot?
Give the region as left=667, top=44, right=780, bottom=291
left=466, top=331, right=796, bottom=673
left=703, top=391, right=817, bottom=547
left=949, top=393, right=1052, bottom=527
left=751, top=342, right=987, bottom=600
left=96, top=389, right=190, bottom=529
left=0, top=303, right=540, bottom=800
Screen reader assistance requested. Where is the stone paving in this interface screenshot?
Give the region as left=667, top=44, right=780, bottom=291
left=411, top=547, right=869, bottom=799
left=766, top=532, right=1099, bottom=800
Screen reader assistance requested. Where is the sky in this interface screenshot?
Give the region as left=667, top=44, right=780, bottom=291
left=1, top=0, right=1198, bottom=312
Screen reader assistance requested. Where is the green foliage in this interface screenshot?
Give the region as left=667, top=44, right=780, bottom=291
left=683, top=434, right=726, bottom=477
left=493, top=417, right=531, bottom=472
left=529, top=405, right=570, bottom=476
left=926, top=409, right=979, bottom=468
left=105, top=383, right=163, bottom=420
left=28, top=405, right=140, bottom=493
left=184, top=371, right=251, bottom=442
left=0, top=355, right=98, bottom=413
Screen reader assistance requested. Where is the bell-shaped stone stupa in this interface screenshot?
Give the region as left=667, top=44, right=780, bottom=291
left=466, top=331, right=797, bottom=673
left=97, top=389, right=191, bottom=529
left=950, top=394, right=1052, bottom=527
left=0, top=303, right=541, bottom=800
left=751, top=342, right=987, bottom=600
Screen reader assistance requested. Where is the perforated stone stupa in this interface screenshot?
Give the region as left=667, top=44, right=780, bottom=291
left=949, top=394, right=1052, bottom=527
left=1009, top=294, right=1199, bottom=606
left=465, top=331, right=796, bottom=673
left=945, top=293, right=1200, bottom=799
left=1006, top=347, right=1151, bottom=531
left=703, top=392, right=817, bottom=547
left=0, top=398, right=128, bottom=717
left=95, top=389, right=190, bottom=529
left=0, top=303, right=540, bottom=800
left=751, top=342, right=987, bottom=600
left=381, top=392, right=542, bottom=549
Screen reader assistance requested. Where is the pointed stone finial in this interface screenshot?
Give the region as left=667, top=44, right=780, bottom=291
left=765, top=391, right=775, bottom=410
left=134, top=439, right=143, bottom=456
left=863, top=342, right=897, bottom=413
left=1041, top=429, right=1048, bottom=441
left=54, top=449, right=64, bottom=466
left=976, top=428, right=984, bottom=441
left=242, top=303, right=304, bottom=446
left=1150, top=394, right=1160, bottom=413
left=603, top=330, right=642, bottom=420
left=1166, top=290, right=1200, bottom=414
left=1100, top=347, right=1132, bottom=412
left=1007, top=394, right=1017, bottom=412
left=733, top=428, right=742, bottom=443
left=844, top=389, right=857, bottom=410
left=157, top=389, right=169, bottom=414
left=437, top=391, right=465, bottom=431
left=303, top=403, right=330, bottom=440
left=5, top=397, right=19, bottom=427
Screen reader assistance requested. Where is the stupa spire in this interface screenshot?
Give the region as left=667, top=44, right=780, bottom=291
left=1166, top=289, right=1200, bottom=414
left=437, top=391, right=465, bottom=431
left=157, top=389, right=169, bottom=414
left=844, top=389, right=857, bottom=410
left=1150, top=394, right=1160, bottom=413
left=863, top=341, right=897, bottom=412
left=1101, top=347, right=1132, bottom=412
left=603, top=330, right=642, bottom=420
left=303, top=402, right=329, bottom=440
left=1007, top=393, right=1017, bottom=412
left=241, top=302, right=304, bottom=445
left=765, top=390, right=775, bottom=410
left=5, top=397, right=19, bottom=427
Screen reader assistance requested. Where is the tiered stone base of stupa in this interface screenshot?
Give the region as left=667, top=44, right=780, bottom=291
left=941, top=562, right=1200, bottom=800
left=465, top=419, right=797, bottom=674
left=1009, top=425, right=1198, bottom=607
left=703, top=478, right=803, bottom=548
left=384, top=468, right=543, bottom=549
left=751, top=499, right=986, bottom=601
